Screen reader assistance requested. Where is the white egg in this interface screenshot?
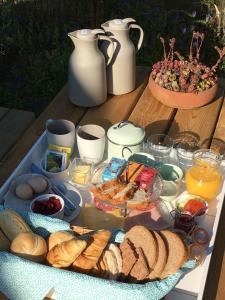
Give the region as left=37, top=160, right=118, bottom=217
left=27, top=176, right=48, bottom=194
left=15, top=183, right=33, bottom=200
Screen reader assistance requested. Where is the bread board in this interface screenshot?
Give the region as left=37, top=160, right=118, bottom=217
left=0, top=130, right=224, bottom=300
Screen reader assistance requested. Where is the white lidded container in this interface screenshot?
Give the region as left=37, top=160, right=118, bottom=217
left=107, top=121, right=145, bottom=160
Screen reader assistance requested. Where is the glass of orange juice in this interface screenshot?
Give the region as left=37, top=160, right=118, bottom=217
left=185, top=149, right=222, bottom=202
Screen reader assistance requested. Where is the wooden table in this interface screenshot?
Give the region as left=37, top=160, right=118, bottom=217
left=0, top=66, right=225, bottom=300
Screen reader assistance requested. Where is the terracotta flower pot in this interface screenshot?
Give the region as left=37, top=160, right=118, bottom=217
left=148, top=74, right=219, bottom=109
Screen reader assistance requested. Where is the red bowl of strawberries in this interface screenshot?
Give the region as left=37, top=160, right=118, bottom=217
left=30, top=194, right=64, bottom=219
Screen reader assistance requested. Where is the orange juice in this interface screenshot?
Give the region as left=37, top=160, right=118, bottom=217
left=185, top=161, right=222, bottom=201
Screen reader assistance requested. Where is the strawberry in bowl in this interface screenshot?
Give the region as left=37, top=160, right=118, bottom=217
left=30, top=194, right=64, bottom=219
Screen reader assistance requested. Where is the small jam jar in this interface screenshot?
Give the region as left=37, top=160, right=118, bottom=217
left=174, top=210, right=196, bottom=234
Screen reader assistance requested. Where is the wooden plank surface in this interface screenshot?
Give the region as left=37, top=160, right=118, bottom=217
left=168, top=97, right=224, bottom=147
left=210, top=80, right=225, bottom=155
left=0, top=85, right=87, bottom=186
left=0, top=109, right=35, bottom=159
left=128, top=85, right=176, bottom=135
left=79, top=66, right=149, bottom=129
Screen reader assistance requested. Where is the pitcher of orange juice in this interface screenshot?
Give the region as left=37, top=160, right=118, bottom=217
left=185, top=149, right=222, bottom=202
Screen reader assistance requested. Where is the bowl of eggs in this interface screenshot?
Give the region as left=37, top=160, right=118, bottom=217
left=10, top=174, right=50, bottom=201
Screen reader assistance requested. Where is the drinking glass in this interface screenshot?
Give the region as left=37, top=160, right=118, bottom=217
left=68, top=157, right=93, bottom=187
left=176, top=142, right=199, bottom=171
left=147, top=134, right=174, bottom=163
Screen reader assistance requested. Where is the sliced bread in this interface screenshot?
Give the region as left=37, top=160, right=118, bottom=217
left=159, top=230, right=188, bottom=279
left=125, top=225, right=158, bottom=271
left=149, top=231, right=168, bottom=280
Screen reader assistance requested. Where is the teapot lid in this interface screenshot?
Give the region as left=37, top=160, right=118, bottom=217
left=108, top=19, right=129, bottom=29
left=107, top=121, right=145, bottom=146
left=76, top=29, right=97, bottom=40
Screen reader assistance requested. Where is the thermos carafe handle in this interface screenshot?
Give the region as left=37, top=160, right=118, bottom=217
left=129, top=24, right=144, bottom=53
left=98, top=35, right=114, bottom=66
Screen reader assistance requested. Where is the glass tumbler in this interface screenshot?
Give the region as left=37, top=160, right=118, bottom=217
left=147, top=134, right=174, bottom=163
left=68, top=157, right=93, bottom=187
left=176, top=142, right=199, bottom=171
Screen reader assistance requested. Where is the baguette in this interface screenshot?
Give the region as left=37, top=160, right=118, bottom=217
left=0, top=209, right=31, bottom=241
left=72, top=230, right=111, bottom=273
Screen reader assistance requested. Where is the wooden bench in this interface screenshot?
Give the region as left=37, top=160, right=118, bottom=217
left=0, top=107, right=35, bottom=162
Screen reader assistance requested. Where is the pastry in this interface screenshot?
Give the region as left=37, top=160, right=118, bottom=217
left=0, top=229, right=10, bottom=251
left=28, top=176, right=48, bottom=194
left=130, top=247, right=150, bottom=281
left=120, top=238, right=138, bottom=277
left=47, top=238, right=87, bottom=268
left=159, top=230, right=188, bottom=279
left=15, top=183, right=33, bottom=200
left=10, top=232, right=47, bottom=263
left=125, top=225, right=158, bottom=272
left=47, top=231, right=75, bottom=251
left=72, top=230, right=111, bottom=273
left=149, top=231, right=168, bottom=280
left=71, top=225, right=95, bottom=236
left=0, top=209, right=31, bottom=241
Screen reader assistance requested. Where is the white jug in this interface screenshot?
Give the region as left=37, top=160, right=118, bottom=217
left=101, top=18, right=144, bottom=95
left=68, top=29, right=114, bottom=107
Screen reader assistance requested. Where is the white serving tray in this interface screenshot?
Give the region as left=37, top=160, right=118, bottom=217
left=0, top=131, right=224, bottom=300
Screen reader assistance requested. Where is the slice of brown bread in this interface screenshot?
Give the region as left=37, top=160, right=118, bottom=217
left=159, top=230, right=188, bottom=279
left=130, top=247, right=150, bottom=281
left=149, top=231, right=168, bottom=280
left=125, top=225, right=158, bottom=271
left=120, top=238, right=138, bottom=277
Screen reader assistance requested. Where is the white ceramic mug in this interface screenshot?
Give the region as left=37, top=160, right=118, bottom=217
left=46, top=119, right=75, bottom=150
left=76, top=124, right=105, bottom=164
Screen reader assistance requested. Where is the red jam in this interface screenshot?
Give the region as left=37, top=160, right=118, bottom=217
left=32, top=196, right=62, bottom=215
left=174, top=211, right=196, bottom=234
left=183, top=199, right=207, bottom=216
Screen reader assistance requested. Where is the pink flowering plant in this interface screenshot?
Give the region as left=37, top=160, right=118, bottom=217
left=151, top=32, right=225, bottom=93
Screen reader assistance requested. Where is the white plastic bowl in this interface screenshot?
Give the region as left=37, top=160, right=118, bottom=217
left=30, top=193, right=64, bottom=219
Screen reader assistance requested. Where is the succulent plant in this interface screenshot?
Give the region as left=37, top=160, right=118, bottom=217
left=152, top=32, right=225, bottom=93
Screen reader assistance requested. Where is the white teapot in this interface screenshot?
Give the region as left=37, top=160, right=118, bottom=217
left=101, top=18, right=144, bottom=95
left=68, top=29, right=114, bottom=107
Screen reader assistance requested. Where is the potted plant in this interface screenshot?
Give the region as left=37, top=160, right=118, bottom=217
left=149, top=32, right=225, bottom=109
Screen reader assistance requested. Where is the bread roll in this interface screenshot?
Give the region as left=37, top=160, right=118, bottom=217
left=48, top=231, right=75, bottom=251
left=0, top=209, right=31, bottom=241
left=0, top=229, right=10, bottom=251
left=47, top=238, right=87, bottom=268
left=10, top=232, right=47, bottom=263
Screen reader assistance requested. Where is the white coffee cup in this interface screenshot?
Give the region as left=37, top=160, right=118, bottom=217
left=76, top=124, right=105, bottom=164
left=46, top=119, right=75, bottom=150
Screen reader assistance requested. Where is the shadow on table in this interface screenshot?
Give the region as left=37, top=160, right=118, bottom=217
left=145, top=119, right=179, bottom=137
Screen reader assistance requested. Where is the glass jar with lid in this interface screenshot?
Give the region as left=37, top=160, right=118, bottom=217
left=185, top=149, right=222, bottom=202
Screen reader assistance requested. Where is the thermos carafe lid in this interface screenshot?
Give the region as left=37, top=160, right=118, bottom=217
left=76, top=29, right=97, bottom=40
left=108, top=19, right=129, bottom=29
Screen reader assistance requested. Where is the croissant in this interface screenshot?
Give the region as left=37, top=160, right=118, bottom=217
left=46, top=238, right=87, bottom=268
left=71, top=230, right=111, bottom=273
